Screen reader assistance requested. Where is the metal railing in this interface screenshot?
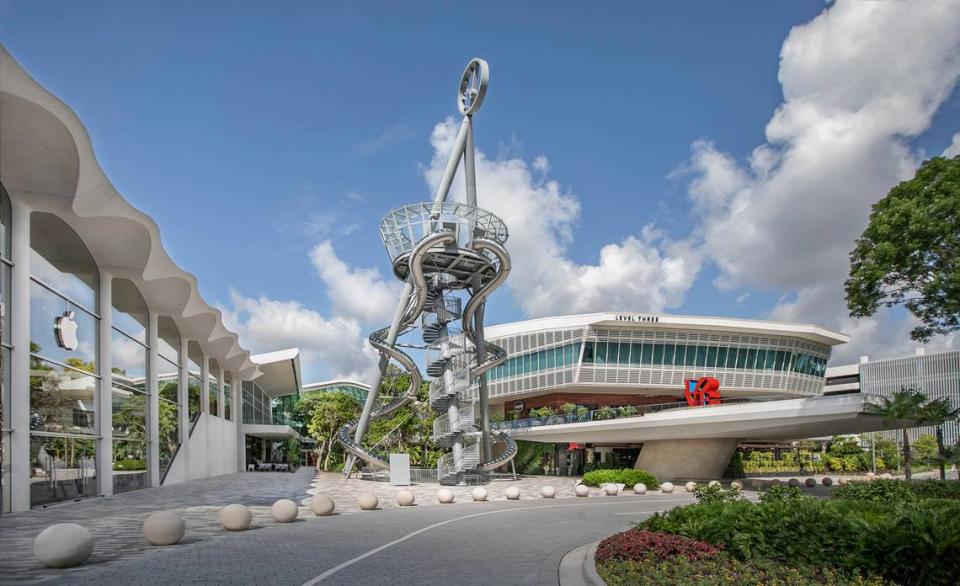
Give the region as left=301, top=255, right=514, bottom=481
left=491, top=395, right=797, bottom=430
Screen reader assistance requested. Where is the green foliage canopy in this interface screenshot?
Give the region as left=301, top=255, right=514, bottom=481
left=846, top=155, right=960, bottom=342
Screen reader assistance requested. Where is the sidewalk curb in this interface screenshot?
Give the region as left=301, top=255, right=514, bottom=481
left=558, top=540, right=604, bottom=586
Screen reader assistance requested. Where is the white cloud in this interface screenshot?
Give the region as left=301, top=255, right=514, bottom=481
left=309, top=240, right=401, bottom=325
left=221, top=290, right=380, bottom=383
left=676, top=1, right=960, bottom=360
left=423, top=119, right=701, bottom=317
left=357, top=123, right=418, bottom=155
left=945, top=132, right=960, bottom=158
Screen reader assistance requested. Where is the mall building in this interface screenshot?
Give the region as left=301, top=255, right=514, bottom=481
left=0, top=46, right=375, bottom=513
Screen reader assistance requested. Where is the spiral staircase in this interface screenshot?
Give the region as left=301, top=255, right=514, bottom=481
left=337, top=58, right=517, bottom=483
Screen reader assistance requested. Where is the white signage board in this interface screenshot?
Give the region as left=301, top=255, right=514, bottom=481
left=389, top=453, right=411, bottom=486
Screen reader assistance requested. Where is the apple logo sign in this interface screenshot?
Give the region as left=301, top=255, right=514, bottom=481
left=54, top=310, right=80, bottom=351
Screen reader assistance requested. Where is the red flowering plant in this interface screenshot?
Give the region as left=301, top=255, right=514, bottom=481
left=595, top=529, right=721, bottom=564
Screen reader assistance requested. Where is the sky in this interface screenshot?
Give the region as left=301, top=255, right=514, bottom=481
left=3, top=1, right=960, bottom=383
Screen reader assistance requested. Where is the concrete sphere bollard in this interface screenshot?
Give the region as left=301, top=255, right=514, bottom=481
left=822, top=477, right=834, bottom=487
left=769, top=479, right=782, bottom=487
left=438, top=488, right=455, bottom=504
left=731, top=480, right=743, bottom=490
left=633, top=483, right=647, bottom=495
left=866, top=472, right=876, bottom=480
left=472, top=487, right=488, bottom=502
left=788, top=478, right=801, bottom=488
left=33, top=523, right=94, bottom=568
left=357, top=492, right=379, bottom=511
left=604, top=484, right=620, bottom=496
left=271, top=499, right=299, bottom=523
left=708, top=480, right=721, bottom=489
left=660, top=482, right=675, bottom=493
left=505, top=486, right=521, bottom=500
left=805, top=478, right=817, bottom=488
left=574, top=484, right=590, bottom=497
left=396, top=490, right=415, bottom=506
left=541, top=485, right=557, bottom=498
left=880, top=472, right=893, bottom=480
left=311, top=494, right=336, bottom=516
left=220, top=504, right=252, bottom=531
left=838, top=477, right=848, bottom=486
left=143, top=511, right=185, bottom=546
left=684, top=481, right=697, bottom=493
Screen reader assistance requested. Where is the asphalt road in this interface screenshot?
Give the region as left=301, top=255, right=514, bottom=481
left=52, top=493, right=695, bottom=586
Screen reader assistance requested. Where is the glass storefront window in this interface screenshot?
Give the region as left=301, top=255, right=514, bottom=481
left=209, top=362, right=220, bottom=418
left=224, top=379, right=232, bottom=421
left=29, top=213, right=98, bottom=310
left=29, top=281, right=98, bottom=371
left=30, top=434, right=96, bottom=507
left=30, top=357, right=97, bottom=435
left=113, top=439, right=146, bottom=494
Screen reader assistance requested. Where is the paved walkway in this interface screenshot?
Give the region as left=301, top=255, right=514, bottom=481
left=0, top=468, right=696, bottom=585
left=0, top=470, right=314, bottom=585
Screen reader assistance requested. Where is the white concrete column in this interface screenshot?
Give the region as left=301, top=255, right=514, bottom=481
left=233, top=373, right=245, bottom=473
left=97, top=271, right=113, bottom=497
left=147, top=310, right=160, bottom=487
left=218, top=368, right=225, bottom=419
left=8, top=198, right=31, bottom=512
left=178, top=336, right=190, bottom=475
left=200, top=351, right=210, bottom=415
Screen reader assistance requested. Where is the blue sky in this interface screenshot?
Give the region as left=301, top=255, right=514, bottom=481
left=4, top=1, right=960, bottom=382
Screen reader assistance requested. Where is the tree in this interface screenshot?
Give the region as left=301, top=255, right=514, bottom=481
left=297, top=392, right=361, bottom=471
left=913, top=434, right=939, bottom=465
left=846, top=155, right=960, bottom=342
left=870, top=388, right=955, bottom=480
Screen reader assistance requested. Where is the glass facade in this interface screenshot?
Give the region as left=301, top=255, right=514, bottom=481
left=209, top=361, right=220, bottom=418
left=224, top=375, right=232, bottom=422
left=157, top=317, right=181, bottom=480
left=487, top=325, right=833, bottom=400
left=301, top=383, right=369, bottom=403
left=110, top=278, right=149, bottom=494
left=187, top=342, right=203, bottom=424
left=28, top=213, right=100, bottom=507
left=0, top=186, right=10, bottom=513
left=242, top=381, right=273, bottom=424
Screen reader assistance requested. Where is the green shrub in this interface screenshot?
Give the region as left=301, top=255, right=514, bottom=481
left=832, top=479, right=917, bottom=503
left=640, top=494, right=960, bottom=585
left=582, top=468, right=658, bottom=488
left=113, top=459, right=146, bottom=471
left=906, top=479, right=960, bottom=500
left=694, top=483, right=743, bottom=505
left=759, top=484, right=807, bottom=504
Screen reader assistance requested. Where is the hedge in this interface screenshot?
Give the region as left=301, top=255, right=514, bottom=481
left=581, top=468, right=657, bottom=488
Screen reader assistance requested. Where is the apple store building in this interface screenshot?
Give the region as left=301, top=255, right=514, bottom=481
left=0, top=46, right=284, bottom=513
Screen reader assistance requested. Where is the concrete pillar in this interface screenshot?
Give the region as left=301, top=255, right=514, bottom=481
left=8, top=198, right=30, bottom=512
left=97, top=271, right=113, bottom=497
left=218, top=368, right=225, bottom=419
left=200, top=351, right=210, bottom=415
left=634, top=438, right=739, bottom=482
left=147, top=310, right=160, bottom=487
left=178, top=337, right=190, bottom=475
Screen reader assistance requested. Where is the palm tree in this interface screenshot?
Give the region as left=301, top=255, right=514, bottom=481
left=871, top=388, right=956, bottom=481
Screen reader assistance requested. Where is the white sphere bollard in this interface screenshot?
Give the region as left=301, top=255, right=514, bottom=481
left=730, top=480, right=743, bottom=490
left=220, top=504, right=252, bottom=531
left=822, top=477, right=834, bottom=487
left=438, top=488, right=455, bottom=504
left=505, top=486, right=521, bottom=500
left=880, top=472, right=893, bottom=480
left=805, top=478, right=817, bottom=488
left=311, top=494, right=336, bottom=516
left=357, top=492, right=379, bottom=510
left=838, top=477, right=849, bottom=486
left=574, top=484, right=590, bottom=497
left=33, top=523, right=94, bottom=568
left=660, top=482, right=674, bottom=493
left=396, top=490, right=415, bottom=506
left=684, top=481, right=697, bottom=493
left=541, top=485, right=556, bottom=498
left=633, top=483, right=647, bottom=495
left=788, top=478, right=801, bottom=488
left=143, top=511, right=185, bottom=546
left=708, top=480, right=721, bottom=488
left=472, top=487, right=488, bottom=502
left=866, top=472, right=876, bottom=480
left=604, top=484, right=619, bottom=496
left=271, top=499, right=299, bottom=523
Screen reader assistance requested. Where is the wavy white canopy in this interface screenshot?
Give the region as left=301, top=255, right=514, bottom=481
left=0, top=45, right=259, bottom=380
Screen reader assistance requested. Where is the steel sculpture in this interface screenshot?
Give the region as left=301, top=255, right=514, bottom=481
left=338, top=58, right=517, bottom=484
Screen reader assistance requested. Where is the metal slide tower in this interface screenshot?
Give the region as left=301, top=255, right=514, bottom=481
left=337, top=58, right=517, bottom=484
